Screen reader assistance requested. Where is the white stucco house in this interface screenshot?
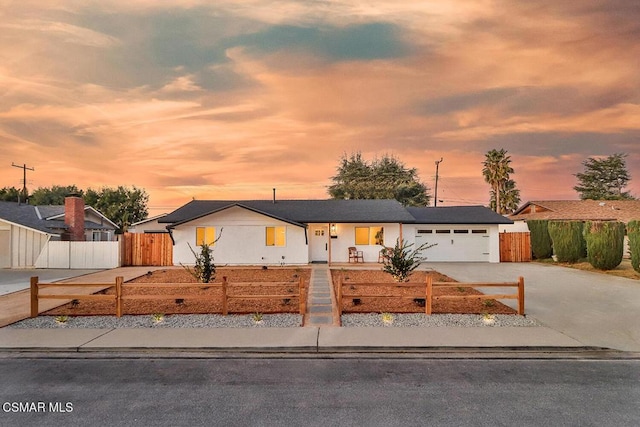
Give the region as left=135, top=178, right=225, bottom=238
left=159, top=199, right=512, bottom=265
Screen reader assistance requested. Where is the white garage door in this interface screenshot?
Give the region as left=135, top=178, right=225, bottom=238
left=415, top=228, right=490, bottom=262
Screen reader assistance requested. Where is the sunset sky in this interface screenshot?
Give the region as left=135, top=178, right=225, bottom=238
left=2, top=1, right=639, bottom=216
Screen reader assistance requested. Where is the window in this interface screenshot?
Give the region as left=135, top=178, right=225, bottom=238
left=196, top=227, right=216, bottom=246
left=266, top=226, right=286, bottom=246
left=454, top=229, right=468, bottom=234
left=472, top=229, right=488, bottom=234
left=417, top=229, right=433, bottom=234
left=355, top=226, right=384, bottom=245
left=436, top=229, right=450, bottom=234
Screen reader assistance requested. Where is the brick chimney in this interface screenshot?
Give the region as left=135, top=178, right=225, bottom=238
left=65, top=195, right=86, bottom=241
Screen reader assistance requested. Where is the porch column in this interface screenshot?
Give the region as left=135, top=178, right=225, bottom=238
left=399, top=223, right=403, bottom=243
left=327, top=223, right=332, bottom=265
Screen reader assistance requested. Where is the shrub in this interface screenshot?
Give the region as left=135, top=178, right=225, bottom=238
left=548, top=221, right=586, bottom=263
left=527, top=220, right=553, bottom=259
left=628, top=220, right=640, bottom=273
left=381, top=238, right=436, bottom=282
left=183, top=243, right=216, bottom=283
left=583, top=221, right=625, bottom=270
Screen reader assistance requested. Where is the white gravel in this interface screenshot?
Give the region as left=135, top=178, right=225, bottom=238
left=8, top=313, right=539, bottom=328
left=8, top=314, right=302, bottom=329
left=341, top=313, right=540, bottom=327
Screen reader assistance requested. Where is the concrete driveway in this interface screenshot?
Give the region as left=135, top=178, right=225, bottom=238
left=424, top=262, right=640, bottom=352
left=0, top=269, right=102, bottom=296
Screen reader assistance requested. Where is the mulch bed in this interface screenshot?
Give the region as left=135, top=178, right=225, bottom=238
left=332, top=270, right=517, bottom=314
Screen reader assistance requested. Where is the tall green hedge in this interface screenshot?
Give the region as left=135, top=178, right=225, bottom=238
left=527, top=220, right=553, bottom=259
left=583, top=221, right=625, bottom=270
left=548, top=221, right=586, bottom=263
left=627, top=220, right=640, bottom=273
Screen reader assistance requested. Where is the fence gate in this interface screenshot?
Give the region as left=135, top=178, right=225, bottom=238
left=122, top=233, right=173, bottom=266
left=499, top=232, right=532, bottom=262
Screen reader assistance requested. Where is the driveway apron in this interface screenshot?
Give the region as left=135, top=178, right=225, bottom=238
left=424, top=262, right=640, bottom=352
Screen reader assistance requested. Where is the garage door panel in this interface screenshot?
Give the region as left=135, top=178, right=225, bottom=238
left=416, top=229, right=489, bottom=262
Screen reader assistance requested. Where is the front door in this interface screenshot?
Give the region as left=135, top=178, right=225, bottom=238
left=310, top=225, right=328, bottom=262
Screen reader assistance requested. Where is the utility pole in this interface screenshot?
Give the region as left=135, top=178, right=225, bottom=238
left=11, top=162, right=35, bottom=204
left=434, top=158, right=443, bottom=207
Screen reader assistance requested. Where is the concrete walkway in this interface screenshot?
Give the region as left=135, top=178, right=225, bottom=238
left=304, top=264, right=339, bottom=327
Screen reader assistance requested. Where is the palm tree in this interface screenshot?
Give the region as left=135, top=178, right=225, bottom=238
left=490, top=179, right=521, bottom=214
left=483, top=148, right=514, bottom=214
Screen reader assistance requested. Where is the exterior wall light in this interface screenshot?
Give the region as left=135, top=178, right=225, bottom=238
left=330, top=223, right=338, bottom=238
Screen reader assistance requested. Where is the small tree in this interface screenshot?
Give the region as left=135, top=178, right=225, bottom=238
left=527, top=220, right=553, bottom=259
left=584, top=221, right=625, bottom=270
left=628, top=220, right=640, bottom=273
left=548, top=221, right=586, bottom=263
left=181, top=229, right=223, bottom=283
left=381, top=239, right=436, bottom=282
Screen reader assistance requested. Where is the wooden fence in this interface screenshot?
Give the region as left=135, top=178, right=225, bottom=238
left=121, top=233, right=173, bottom=266
left=499, top=232, right=532, bottom=262
left=30, top=276, right=306, bottom=317
left=337, top=275, right=525, bottom=315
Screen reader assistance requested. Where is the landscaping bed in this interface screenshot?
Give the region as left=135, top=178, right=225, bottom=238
left=332, top=270, right=517, bottom=315
left=43, top=267, right=311, bottom=316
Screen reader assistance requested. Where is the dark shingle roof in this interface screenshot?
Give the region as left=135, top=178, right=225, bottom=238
left=161, top=199, right=417, bottom=226
left=406, top=206, right=513, bottom=224
left=0, top=202, right=58, bottom=234
left=160, top=200, right=512, bottom=226
left=0, top=201, right=117, bottom=234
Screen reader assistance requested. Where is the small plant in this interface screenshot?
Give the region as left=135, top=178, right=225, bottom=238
left=181, top=229, right=222, bottom=283
left=175, top=299, right=184, bottom=305
left=152, top=313, right=165, bottom=323
left=71, top=299, right=80, bottom=308
left=352, top=298, right=362, bottom=306
left=55, top=315, right=68, bottom=324
left=381, top=312, right=394, bottom=325
left=381, top=238, right=436, bottom=282
left=482, top=299, right=496, bottom=308
left=457, top=286, right=466, bottom=293
left=482, top=313, right=496, bottom=325
left=413, top=298, right=426, bottom=307
left=252, top=312, right=263, bottom=323
left=282, top=298, right=291, bottom=306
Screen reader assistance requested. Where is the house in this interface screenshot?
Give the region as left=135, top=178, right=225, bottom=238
left=510, top=200, right=640, bottom=224
left=128, top=213, right=168, bottom=234
left=159, top=199, right=512, bottom=265
left=0, top=195, right=118, bottom=268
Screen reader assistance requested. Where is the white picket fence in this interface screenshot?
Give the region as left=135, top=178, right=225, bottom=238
left=35, top=241, right=120, bottom=269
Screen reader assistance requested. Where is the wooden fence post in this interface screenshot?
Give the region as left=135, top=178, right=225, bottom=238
left=299, top=277, right=306, bottom=315
left=518, top=276, right=525, bottom=315
left=426, top=276, right=432, bottom=315
left=222, top=276, right=228, bottom=315
left=30, top=277, right=39, bottom=318
left=337, top=275, right=343, bottom=317
left=115, top=276, right=123, bottom=317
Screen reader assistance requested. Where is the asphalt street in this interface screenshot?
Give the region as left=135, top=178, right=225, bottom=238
left=1, top=357, right=639, bottom=426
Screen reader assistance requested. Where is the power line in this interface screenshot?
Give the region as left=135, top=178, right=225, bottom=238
left=11, top=162, right=34, bottom=204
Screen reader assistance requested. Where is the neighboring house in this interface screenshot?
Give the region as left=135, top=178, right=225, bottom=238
left=128, top=214, right=168, bottom=233
left=0, top=196, right=118, bottom=268
left=510, top=200, right=640, bottom=258
left=510, top=200, right=640, bottom=223
left=159, top=199, right=512, bottom=265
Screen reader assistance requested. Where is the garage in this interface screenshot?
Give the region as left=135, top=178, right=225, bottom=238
left=406, top=206, right=513, bottom=263
left=415, top=228, right=490, bottom=262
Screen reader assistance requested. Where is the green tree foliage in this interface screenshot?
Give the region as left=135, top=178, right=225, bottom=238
left=0, top=186, right=21, bottom=202
left=328, top=152, right=430, bottom=206
left=29, top=185, right=83, bottom=205
left=583, top=221, right=625, bottom=270
left=574, top=153, right=634, bottom=200
left=482, top=148, right=520, bottom=214
left=381, top=239, right=436, bottom=282
left=84, top=186, right=149, bottom=233
left=627, top=220, right=640, bottom=273
left=548, top=221, right=586, bottom=263
left=490, top=178, right=521, bottom=214
left=182, top=230, right=222, bottom=283
left=527, top=220, right=553, bottom=259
